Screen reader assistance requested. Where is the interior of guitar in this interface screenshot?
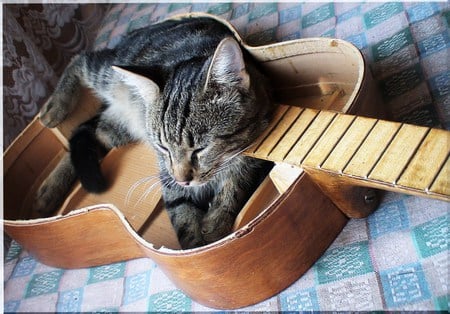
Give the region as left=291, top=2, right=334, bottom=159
left=4, top=38, right=367, bottom=251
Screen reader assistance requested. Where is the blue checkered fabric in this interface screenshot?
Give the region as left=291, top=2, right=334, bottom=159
left=4, top=2, right=449, bottom=311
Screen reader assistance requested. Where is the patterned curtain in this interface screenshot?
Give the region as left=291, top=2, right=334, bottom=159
left=2, top=4, right=110, bottom=150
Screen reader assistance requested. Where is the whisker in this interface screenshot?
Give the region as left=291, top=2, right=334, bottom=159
left=125, top=175, right=159, bottom=206
left=226, top=144, right=254, bottom=161
left=134, top=179, right=162, bottom=208
left=156, top=173, right=177, bottom=194
left=209, top=144, right=253, bottom=177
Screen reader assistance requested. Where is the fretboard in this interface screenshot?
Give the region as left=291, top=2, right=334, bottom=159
left=245, top=105, right=450, bottom=201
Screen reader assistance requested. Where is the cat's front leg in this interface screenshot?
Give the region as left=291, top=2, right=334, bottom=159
left=201, top=158, right=272, bottom=244
left=163, top=185, right=206, bottom=249
left=166, top=203, right=206, bottom=249
left=40, top=54, right=85, bottom=127
left=200, top=179, right=244, bottom=244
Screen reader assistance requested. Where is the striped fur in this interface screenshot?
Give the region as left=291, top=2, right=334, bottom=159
left=35, top=17, right=275, bottom=249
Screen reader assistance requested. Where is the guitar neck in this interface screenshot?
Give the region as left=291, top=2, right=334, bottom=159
left=245, top=105, right=450, bottom=201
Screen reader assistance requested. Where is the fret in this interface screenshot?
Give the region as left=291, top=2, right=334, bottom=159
left=368, top=124, right=430, bottom=184
left=343, top=120, right=401, bottom=178
left=397, top=128, right=450, bottom=190
left=244, top=105, right=450, bottom=201
left=429, top=156, right=450, bottom=196
left=303, top=114, right=355, bottom=167
left=283, top=110, right=336, bottom=166
left=248, top=105, right=290, bottom=154
left=269, top=108, right=318, bottom=161
left=255, top=106, right=304, bottom=158
left=321, top=117, right=377, bottom=173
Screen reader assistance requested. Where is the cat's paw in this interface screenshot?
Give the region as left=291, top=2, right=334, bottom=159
left=32, top=180, right=65, bottom=217
left=39, top=94, right=73, bottom=128
left=179, top=236, right=206, bottom=250
left=201, top=212, right=234, bottom=244
left=32, top=154, right=75, bottom=217
left=178, top=225, right=206, bottom=249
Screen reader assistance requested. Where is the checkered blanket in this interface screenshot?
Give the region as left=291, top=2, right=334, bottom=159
left=4, top=2, right=449, bottom=312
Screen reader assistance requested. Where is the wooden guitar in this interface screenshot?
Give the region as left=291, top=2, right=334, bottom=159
left=242, top=104, right=449, bottom=220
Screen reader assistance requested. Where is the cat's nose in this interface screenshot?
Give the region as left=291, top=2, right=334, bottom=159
left=173, top=167, right=193, bottom=186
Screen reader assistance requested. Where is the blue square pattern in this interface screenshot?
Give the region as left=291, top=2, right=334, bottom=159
left=129, top=15, right=151, bottom=33
left=231, top=3, right=249, bottom=19
left=279, top=5, right=301, bottom=25
left=191, top=3, right=210, bottom=13
left=380, top=263, right=431, bottom=308
left=429, top=71, right=449, bottom=99
left=279, top=287, right=319, bottom=311
left=248, top=2, right=278, bottom=22
left=25, top=270, right=64, bottom=298
left=346, top=33, right=368, bottom=50
left=123, top=271, right=151, bottom=305
left=368, top=199, right=409, bottom=238
left=337, top=5, right=361, bottom=23
left=363, top=2, right=404, bottom=29
left=148, top=290, right=191, bottom=311
left=321, top=28, right=336, bottom=38
left=413, top=215, right=448, bottom=258
left=379, top=63, right=423, bottom=100
left=418, top=31, right=450, bottom=57
left=435, top=295, right=449, bottom=311
left=57, top=288, right=83, bottom=312
left=88, top=262, right=126, bottom=284
left=407, top=2, right=440, bottom=24
left=398, top=104, right=440, bottom=129
left=92, top=306, right=120, bottom=313
left=371, top=28, right=413, bottom=62
left=207, top=3, right=232, bottom=17
left=5, top=241, right=22, bottom=262
left=302, top=3, right=335, bottom=29
left=11, top=256, right=37, bottom=278
left=315, top=241, right=373, bottom=284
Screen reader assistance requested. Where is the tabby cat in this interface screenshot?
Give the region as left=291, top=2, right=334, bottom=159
left=34, top=16, right=275, bottom=249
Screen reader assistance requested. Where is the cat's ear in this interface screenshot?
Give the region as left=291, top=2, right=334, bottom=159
left=204, top=37, right=250, bottom=90
left=112, top=66, right=160, bottom=101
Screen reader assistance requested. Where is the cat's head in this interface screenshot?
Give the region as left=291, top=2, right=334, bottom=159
left=113, top=37, right=273, bottom=187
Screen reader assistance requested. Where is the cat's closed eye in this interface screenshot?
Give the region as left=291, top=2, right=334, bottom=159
left=191, top=147, right=206, bottom=163
left=192, top=147, right=206, bottom=156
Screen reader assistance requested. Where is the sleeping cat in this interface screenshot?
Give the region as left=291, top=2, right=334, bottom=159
left=34, top=16, right=275, bottom=249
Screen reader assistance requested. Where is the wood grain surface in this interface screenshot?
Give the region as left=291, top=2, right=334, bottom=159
left=245, top=105, right=450, bottom=202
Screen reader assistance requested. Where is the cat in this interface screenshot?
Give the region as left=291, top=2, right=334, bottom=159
left=34, top=16, right=275, bottom=249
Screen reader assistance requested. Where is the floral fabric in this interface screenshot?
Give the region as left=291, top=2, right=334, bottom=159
left=2, top=4, right=109, bottom=150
